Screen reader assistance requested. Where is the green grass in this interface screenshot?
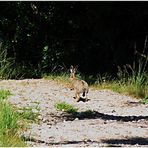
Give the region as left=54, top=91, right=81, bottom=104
left=92, top=76, right=148, bottom=100
left=140, top=96, right=148, bottom=104
left=0, top=90, right=11, bottom=101
left=44, top=72, right=70, bottom=84
left=55, top=102, right=78, bottom=114
left=92, top=49, right=148, bottom=100
left=0, top=90, right=26, bottom=146
left=0, top=132, right=26, bottom=147
left=18, top=106, right=40, bottom=122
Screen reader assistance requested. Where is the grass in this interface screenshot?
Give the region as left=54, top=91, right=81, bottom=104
left=55, top=102, right=78, bottom=114
left=0, top=48, right=22, bottom=79
left=0, top=46, right=42, bottom=79
left=140, top=96, right=148, bottom=104
left=92, top=75, right=147, bottom=101
left=0, top=132, right=26, bottom=147
left=91, top=43, right=148, bottom=101
left=44, top=72, right=70, bottom=84
left=0, top=89, right=26, bottom=146
left=18, top=106, right=40, bottom=122
left=0, top=90, right=11, bottom=101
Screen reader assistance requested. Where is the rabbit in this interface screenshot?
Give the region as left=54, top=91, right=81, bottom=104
left=69, top=65, right=89, bottom=102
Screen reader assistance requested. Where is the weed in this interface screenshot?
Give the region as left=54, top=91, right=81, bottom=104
left=140, top=96, right=148, bottom=104
left=18, top=106, right=40, bottom=122
left=0, top=90, right=11, bottom=101
left=55, top=102, right=78, bottom=114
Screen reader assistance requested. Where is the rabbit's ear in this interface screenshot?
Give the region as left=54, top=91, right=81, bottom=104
left=75, top=65, right=78, bottom=71
left=70, top=65, right=74, bottom=73
left=70, top=65, right=74, bottom=69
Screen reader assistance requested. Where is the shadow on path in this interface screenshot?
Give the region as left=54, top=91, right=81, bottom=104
left=102, top=137, right=148, bottom=146
left=24, top=136, right=148, bottom=146
left=50, top=137, right=148, bottom=146
left=61, top=110, right=148, bottom=122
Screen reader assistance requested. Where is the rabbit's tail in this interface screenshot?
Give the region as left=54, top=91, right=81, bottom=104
left=82, top=89, right=88, bottom=97
left=82, top=92, right=85, bottom=97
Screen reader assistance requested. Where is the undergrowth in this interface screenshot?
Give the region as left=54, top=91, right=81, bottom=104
left=0, top=90, right=26, bottom=146
left=94, top=37, right=148, bottom=101
left=0, top=45, right=41, bottom=79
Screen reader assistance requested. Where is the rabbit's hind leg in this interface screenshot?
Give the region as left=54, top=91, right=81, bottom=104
left=75, top=93, right=80, bottom=102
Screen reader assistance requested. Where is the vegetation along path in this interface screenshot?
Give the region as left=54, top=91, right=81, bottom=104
left=0, top=79, right=148, bottom=147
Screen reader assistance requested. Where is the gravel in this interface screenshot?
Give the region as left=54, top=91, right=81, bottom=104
left=0, top=78, right=148, bottom=147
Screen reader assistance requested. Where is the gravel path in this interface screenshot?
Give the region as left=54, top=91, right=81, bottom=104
left=0, top=79, right=148, bottom=147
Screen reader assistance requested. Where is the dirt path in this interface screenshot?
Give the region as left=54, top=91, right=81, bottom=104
left=0, top=79, right=148, bottom=147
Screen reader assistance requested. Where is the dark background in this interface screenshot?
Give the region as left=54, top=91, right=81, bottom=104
left=0, top=1, right=148, bottom=77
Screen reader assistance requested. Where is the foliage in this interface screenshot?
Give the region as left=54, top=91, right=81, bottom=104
left=0, top=2, right=148, bottom=78
left=0, top=44, right=41, bottom=79
left=93, top=37, right=148, bottom=99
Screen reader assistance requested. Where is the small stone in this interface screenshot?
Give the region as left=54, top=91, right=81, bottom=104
left=38, top=115, right=42, bottom=120
left=63, top=120, right=66, bottom=122
left=32, top=109, right=38, bottom=113
left=42, top=118, right=47, bottom=122
left=112, top=110, right=116, bottom=113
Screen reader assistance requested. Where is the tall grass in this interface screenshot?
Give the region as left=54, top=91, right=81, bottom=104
left=0, top=90, right=26, bottom=146
left=0, top=48, right=15, bottom=79
left=0, top=43, right=42, bottom=79
left=116, top=37, right=148, bottom=99
left=44, top=72, right=70, bottom=84
left=95, top=38, right=148, bottom=100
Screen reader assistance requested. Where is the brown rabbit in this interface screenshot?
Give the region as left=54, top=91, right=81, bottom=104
left=69, top=65, right=89, bottom=102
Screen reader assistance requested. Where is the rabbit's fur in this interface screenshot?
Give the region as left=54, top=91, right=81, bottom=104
left=69, top=66, right=89, bottom=102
